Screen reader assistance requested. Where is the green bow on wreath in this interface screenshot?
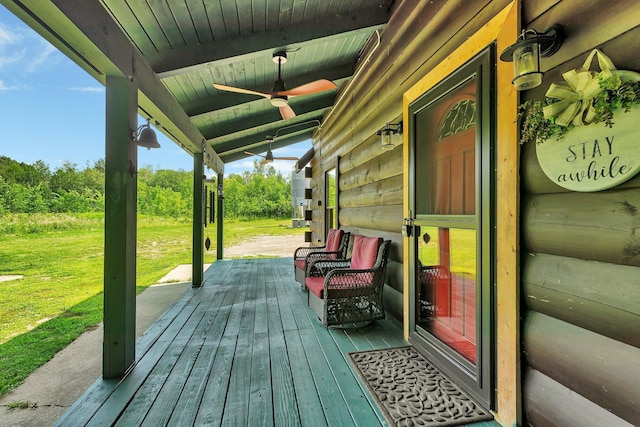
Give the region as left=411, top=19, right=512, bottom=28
left=543, top=49, right=616, bottom=127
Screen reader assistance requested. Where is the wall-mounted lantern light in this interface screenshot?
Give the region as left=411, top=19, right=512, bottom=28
left=378, top=122, right=403, bottom=151
left=499, top=24, right=564, bottom=91
left=132, top=119, right=160, bottom=150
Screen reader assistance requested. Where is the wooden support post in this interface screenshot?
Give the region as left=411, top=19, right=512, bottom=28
left=192, top=152, right=204, bottom=287
left=103, top=75, right=137, bottom=379
left=216, top=173, right=224, bottom=260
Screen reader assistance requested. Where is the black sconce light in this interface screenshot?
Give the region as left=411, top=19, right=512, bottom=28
left=304, top=231, right=312, bottom=242
left=132, top=119, right=160, bottom=150
left=377, top=122, right=403, bottom=151
left=304, top=188, right=313, bottom=199
left=499, top=24, right=565, bottom=91
left=305, top=166, right=312, bottom=178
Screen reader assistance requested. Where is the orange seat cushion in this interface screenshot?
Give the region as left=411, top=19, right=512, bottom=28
left=350, top=235, right=382, bottom=270
left=306, top=276, right=325, bottom=298
left=326, top=229, right=343, bottom=252
left=306, top=274, right=374, bottom=299
left=294, top=259, right=306, bottom=271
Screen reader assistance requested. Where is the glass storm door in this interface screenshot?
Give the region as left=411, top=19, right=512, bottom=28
left=408, top=47, right=494, bottom=407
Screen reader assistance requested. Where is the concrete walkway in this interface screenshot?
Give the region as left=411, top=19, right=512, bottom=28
left=0, top=265, right=208, bottom=427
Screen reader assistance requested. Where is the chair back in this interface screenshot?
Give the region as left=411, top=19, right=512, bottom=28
left=325, top=228, right=344, bottom=252
left=350, top=235, right=383, bottom=269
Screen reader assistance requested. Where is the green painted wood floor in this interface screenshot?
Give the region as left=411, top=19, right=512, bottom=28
left=54, top=258, right=498, bottom=427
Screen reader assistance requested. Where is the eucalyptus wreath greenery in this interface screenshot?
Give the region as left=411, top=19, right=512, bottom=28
left=518, top=74, right=640, bottom=145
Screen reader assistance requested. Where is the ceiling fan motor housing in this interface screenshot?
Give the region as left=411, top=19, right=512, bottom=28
left=214, top=49, right=335, bottom=120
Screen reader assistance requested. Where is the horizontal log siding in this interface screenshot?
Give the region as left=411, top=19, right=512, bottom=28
left=521, top=1, right=640, bottom=425
left=523, top=312, right=640, bottom=425
left=523, top=368, right=633, bottom=427
left=339, top=175, right=403, bottom=208
left=339, top=206, right=401, bottom=234
left=522, top=190, right=640, bottom=267
left=522, top=253, right=640, bottom=348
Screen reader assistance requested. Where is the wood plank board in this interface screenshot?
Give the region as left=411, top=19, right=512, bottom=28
left=55, top=258, right=412, bottom=427
left=159, top=287, right=236, bottom=426
left=284, top=329, right=327, bottom=427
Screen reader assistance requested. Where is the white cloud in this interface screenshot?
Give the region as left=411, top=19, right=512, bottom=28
left=0, top=22, right=25, bottom=69
left=0, top=78, right=22, bottom=91
left=66, top=86, right=104, bottom=93
left=25, top=41, right=58, bottom=72
left=0, top=22, right=21, bottom=46
left=0, top=19, right=60, bottom=75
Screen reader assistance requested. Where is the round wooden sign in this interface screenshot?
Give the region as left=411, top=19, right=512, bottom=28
left=536, top=104, right=640, bottom=192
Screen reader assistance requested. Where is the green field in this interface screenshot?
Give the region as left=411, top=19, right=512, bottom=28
left=0, top=213, right=304, bottom=396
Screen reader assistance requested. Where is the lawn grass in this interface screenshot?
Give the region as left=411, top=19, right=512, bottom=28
left=0, top=214, right=304, bottom=396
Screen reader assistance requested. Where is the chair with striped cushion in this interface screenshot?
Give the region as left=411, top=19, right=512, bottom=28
left=293, top=229, right=350, bottom=287
left=305, top=235, right=390, bottom=327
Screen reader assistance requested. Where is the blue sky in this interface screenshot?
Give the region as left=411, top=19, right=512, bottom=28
left=0, top=5, right=310, bottom=177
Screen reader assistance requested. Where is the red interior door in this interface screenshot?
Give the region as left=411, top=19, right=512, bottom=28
left=415, top=78, right=477, bottom=364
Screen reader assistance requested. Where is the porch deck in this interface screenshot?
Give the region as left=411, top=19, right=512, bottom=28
left=55, top=258, right=497, bottom=426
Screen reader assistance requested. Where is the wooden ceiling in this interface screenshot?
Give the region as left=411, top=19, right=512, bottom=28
left=1, top=0, right=394, bottom=172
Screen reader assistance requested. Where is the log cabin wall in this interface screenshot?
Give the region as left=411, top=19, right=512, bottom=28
left=309, top=0, right=513, bottom=323
left=520, top=1, right=640, bottom=426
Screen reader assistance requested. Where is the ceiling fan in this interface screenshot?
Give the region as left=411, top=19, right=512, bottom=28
left=244, top=136, right=299, bottom=165
left=213, top=51, right=336, bottom=120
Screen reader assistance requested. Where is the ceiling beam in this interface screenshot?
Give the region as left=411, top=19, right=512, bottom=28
left=16, top=0, right=224, bottom=173
left=152, top=9, right=388, bottom=78
left=199, top=93, right=335, bottom=140
left=219, top=129, right=317, bottom=164
left=210, top=110, right=326, bottom=155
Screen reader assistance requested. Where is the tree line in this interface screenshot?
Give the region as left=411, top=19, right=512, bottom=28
left=0, top=156, right=292, bottom=219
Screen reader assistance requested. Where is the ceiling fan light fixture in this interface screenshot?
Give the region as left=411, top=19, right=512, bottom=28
left=272, top=51, right=287, bottom=64
left=270, top=96, right=288, bottom=107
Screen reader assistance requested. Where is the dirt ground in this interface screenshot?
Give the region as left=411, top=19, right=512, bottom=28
left=220, top=234, right=306, bottom=258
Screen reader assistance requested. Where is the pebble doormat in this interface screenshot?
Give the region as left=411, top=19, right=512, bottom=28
left=348, top=346, right=493, bottom=427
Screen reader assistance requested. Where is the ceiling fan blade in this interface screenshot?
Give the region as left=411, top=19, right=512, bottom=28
left=279, top=79, right=336, bottom=96
left=213, top=83, right=271, bottom=99
left=244, top=150, right=266, bottom=158
left=273, top=156, right=299, bottom=161
left=279, top=104, right=296, bottom=119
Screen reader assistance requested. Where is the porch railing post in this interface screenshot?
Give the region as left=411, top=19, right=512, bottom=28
left=103, top=75, right=137, bottom=379
left=216, top=173, right=224, bottom=260
left=192, top=152, right=204, bottom=287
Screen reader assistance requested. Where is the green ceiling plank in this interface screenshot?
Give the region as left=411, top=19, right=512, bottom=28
left=210, top=110, right=326, bottom=156
left=219, top=130, right=317, bottom=164
left=152, top=10, right=387, bottom=77
left=200, top=94, right=335, bottom=140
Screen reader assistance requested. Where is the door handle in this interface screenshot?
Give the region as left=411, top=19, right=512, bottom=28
left=402, top=218, right=419, bottom=237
